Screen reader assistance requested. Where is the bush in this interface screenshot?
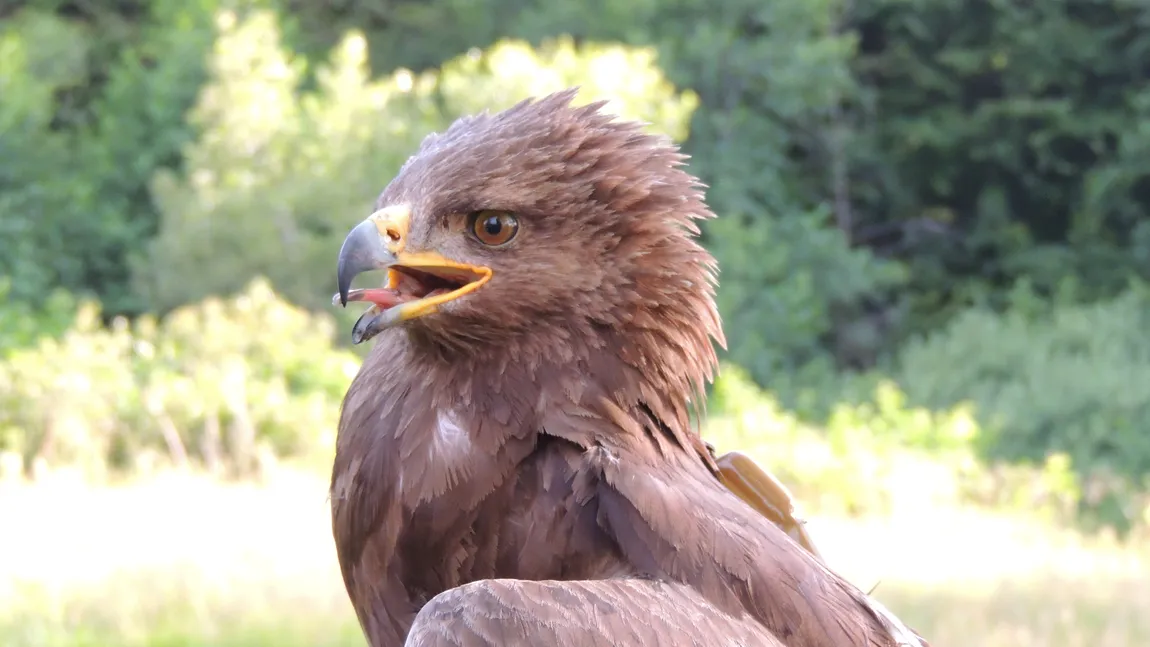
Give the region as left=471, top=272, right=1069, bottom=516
left=894, top=281, right=1150, bottom=532
left=0, top=279, right=359, bottom=479
left=134, top=10, right=699, bottom=315
left=0, top=278, right=77, bottom=358
left=706, top=364, right=1088, bottom=523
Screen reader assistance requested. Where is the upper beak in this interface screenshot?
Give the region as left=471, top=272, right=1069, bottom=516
left=334, top=204, right=491, bottom=343
left=336, top=209, right=402, bottom=307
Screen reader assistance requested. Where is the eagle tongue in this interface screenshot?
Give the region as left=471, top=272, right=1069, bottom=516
left=335, top=288, right=413, bottom=344
left=341, top=288, right=404, bottom=309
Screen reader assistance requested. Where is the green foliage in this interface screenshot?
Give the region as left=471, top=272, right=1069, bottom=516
left=135, top=10, right=699, bottom=314
left=0, top=10, right=91, bottom=306
left=709, top=207, right=906, bottom=405
left=0, top=279, right=358, bottom=478
left=708, top=364, right=1088, bottom=523
left=0, top=279, right=76, bottom=358
left=435, top=38, right=697, bottom=142
left=0, top=2, right=235, bottom=315
left=66, top=0, right=244, bottom=315
left=850, top=0, right=1150, bottom=335
left=894, top=282, right=1150, bottom=532
left=646, top=0, right=912, bottom=392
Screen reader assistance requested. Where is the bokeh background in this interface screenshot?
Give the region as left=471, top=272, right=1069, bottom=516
left=2, top=1, right=1149, bottom=645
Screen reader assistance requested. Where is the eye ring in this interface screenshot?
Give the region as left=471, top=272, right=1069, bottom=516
left=468, top=210, right=520, bottom=247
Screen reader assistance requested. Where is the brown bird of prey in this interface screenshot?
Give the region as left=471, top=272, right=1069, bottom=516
left=331, top=89, right=928, bottom=647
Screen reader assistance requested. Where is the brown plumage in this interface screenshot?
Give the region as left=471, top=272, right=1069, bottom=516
left=329, top=89, right=928, bottom=647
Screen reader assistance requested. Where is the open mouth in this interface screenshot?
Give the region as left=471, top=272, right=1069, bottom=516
left=333, top=205, right=493, bottom=344
left=338, top=267, right=468, bottom=309
left=332, top=264, right=490, bottom=344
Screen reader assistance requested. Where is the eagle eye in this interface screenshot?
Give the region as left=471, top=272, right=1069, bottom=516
left=468, top=210, right=519, bottom=247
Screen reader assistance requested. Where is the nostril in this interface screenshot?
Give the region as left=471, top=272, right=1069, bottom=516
left=386, top=227, right=402, bottom=242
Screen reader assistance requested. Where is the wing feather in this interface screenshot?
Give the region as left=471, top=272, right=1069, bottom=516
left=405, top=577, right=782, bottom=647
left=587, top=442, right=911, bottom=647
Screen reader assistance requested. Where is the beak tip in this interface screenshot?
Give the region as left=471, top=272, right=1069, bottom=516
left=336, top=218, right=392, bottom=307
left=335, top=262, right=352, bottom=307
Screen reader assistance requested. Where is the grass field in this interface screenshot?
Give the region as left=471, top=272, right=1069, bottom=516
left=2, top=468, right=1147, bottom=647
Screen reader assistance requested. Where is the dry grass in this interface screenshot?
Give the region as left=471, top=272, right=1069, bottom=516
left=1, top=468, right=1147, bottom=647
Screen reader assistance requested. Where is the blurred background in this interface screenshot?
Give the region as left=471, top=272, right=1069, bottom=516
left=1, top=1, right=1149, bottom=645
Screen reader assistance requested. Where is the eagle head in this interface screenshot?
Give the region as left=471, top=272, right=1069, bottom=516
left=334, top=88, right=723, bottom=386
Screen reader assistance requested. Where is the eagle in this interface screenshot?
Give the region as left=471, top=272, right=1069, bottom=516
left=330, top=89, right=928, bottom=647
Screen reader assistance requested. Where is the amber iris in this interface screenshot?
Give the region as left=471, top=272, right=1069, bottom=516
left=469, top=210, right=519, bottom=246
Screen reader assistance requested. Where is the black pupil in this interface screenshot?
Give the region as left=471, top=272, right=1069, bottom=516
left=483, top=216, right=503, bottom=237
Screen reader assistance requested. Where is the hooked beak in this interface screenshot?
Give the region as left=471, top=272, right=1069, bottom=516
left=334, top=205, right=492, bottom=344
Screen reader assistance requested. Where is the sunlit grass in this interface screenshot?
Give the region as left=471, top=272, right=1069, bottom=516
left=2, top=468, right=1147, bottom=647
